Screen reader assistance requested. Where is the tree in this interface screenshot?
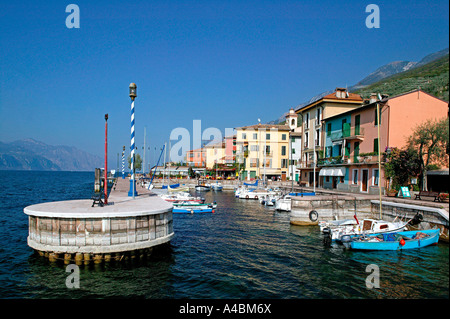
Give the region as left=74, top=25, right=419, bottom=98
left=407, top=118, right=449, bottom=190
left=383, top=147, right=421, bottom=190
left=127, top=154, right=142, bottom=171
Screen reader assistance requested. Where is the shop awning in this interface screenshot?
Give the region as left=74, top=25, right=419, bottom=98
left=319, top=167, right=345, bottom=176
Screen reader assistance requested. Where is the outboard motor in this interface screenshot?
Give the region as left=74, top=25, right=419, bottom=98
left=409, top=213, right=424, bottom=226
left=323, top=227, right=332, bottom=247
left=340, top=235, right=352, bottom=249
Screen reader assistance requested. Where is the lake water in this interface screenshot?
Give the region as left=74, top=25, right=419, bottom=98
left=0, top=171, right=448, bottom=299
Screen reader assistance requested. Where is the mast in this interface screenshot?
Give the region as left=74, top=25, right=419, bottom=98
left=163, top=142, right=167, bottom=186
left=143, top=126, right=146, bottom=175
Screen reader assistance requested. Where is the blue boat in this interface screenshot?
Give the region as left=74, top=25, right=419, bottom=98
left=172, top=206, right=214, bottom=214
left=349, top=229, right=440, bottom=251
left=172, top=201, right=216, bottom=213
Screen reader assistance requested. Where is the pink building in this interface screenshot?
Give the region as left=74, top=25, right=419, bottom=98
left=321, top=89, right=448, bottom=194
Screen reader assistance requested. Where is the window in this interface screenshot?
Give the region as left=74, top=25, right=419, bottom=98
left=373, top=138, right=379, bottom=154
left=263, top=159, right=272, bottom=168
left=265, top=145, right=270, bottom=154
left=305, top=113, right=310, bottom=129
left=316, top=108, right=322, bottom=125
left=315, top=129, right=320, bottom=146
left=253, top=133, right=257, bottom=140
left=281, top=146, right=286, bottom=156
left=266, top=133, right=270, bottom=140
left=327, top=123, right=332, bottom=136
left=352, top=169, right=358, bottom=184
left=282, top=134, right=286, bottom=140
left=281, top=159, right=288, bottom=168
left=304, top=132, right=309, bottom=148
left=242, top=133, right=247, bottom=139
left=373, top=169, right=379, bottom=186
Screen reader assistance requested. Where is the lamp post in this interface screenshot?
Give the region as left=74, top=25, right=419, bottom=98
left=128, top=83, right=138, bottom=198
left=104, top=113, right=108, bottom=205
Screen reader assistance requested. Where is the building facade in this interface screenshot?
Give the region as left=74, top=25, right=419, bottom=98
left=321, top=89, right=449, bottom=194
left=186, top=148, right=206, bottom=167
left=295, top=87, right=363, bottom=187
left=235, top=123, right=291, bottom=181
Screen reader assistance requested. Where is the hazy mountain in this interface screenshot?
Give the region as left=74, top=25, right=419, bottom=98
left=0, top=139, right=103, bottom=171
left=352, top=61, right=417, bottom=89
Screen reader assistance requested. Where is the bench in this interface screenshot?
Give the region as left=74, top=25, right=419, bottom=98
left=91, top=192, right=104, bottom=207
left=414, top=190, right=440, bottom=202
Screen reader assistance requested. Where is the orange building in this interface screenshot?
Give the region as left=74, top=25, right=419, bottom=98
left=320, top=89, right=448, bottom=194
left=186, top=148, right=206, bottom=168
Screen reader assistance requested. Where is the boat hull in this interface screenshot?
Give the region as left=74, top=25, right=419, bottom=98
left=195, top=186, right=211, bottom=191
left=173, top=207, right=214, bottom=213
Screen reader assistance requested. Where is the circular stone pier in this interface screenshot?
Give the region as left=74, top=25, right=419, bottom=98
left=23, top=178, right=173, bottom=264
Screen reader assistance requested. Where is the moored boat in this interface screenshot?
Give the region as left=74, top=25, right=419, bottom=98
left=195, top=179, right=211, bottom=191
left=172, top=201, right=216, bottom=213
left=275, top=195, right=292, bottom=211
left=159, top=192, right=205, bottom=203
left=347, top=229, right=440, bottom=250
left=323, top=218, right=409, bottom=243
left=210, top=182, right=223, bottom=191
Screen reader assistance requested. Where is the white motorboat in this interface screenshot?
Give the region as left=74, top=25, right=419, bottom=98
left=323, top=218, right=409, bottom=242
left=210, top=182, right=223, bottom=191
left=195, top=184, right=211, bottom=191
left=159, top=192, right=205, bottom=203
left=260, top=193, right=279, bottom=206
left=275, top=195, right=291, bottom=211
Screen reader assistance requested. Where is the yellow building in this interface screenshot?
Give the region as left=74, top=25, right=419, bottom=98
left=205, top=141, right=226, bottom=169
left=295, top=87, right=363, bottom=187
left=235, top=123, right=291, bottom=181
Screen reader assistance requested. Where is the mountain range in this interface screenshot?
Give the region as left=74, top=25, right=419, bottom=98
left=270, top=47, right=449, bottom=123
left=0, top=138, right=103, bottom=171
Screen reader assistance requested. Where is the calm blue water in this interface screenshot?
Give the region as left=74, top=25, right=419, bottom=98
left=0, top=171, right=448, bottom=299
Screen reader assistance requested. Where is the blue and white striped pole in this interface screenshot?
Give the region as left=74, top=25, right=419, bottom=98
left=121, top=146, right=125, bottom=179
left=128, top=83, right=138, bottom=197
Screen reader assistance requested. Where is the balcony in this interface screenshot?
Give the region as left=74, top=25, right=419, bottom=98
left=329, top=127, right=365, bottom=142
left=297, top=161, right=316, bottom=169
left=318, top=154, right=380, bottom=166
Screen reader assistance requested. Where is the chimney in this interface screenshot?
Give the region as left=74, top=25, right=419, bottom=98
left=369, top=93, right=378, bottom=104
left=335, top=87, right=347, bottom=99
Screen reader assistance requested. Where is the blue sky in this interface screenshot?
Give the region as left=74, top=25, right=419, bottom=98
left=0, top=0, right=448, bottom=168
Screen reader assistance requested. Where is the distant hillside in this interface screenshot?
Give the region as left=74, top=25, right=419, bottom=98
left=354, top=54, right=449, bottom=101
left=268, top=48, right=449, bottom=124
left=0, top=139, right=103, bottom=171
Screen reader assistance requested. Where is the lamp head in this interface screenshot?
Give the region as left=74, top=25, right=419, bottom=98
left=129, top=83, right=137, bottom=100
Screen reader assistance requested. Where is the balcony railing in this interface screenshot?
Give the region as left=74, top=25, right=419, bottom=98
left=329, top=127, right=365, bottom=141
left=318, top=154, right=380, bottom=166
left=296, top=161, right=316, bottom=169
